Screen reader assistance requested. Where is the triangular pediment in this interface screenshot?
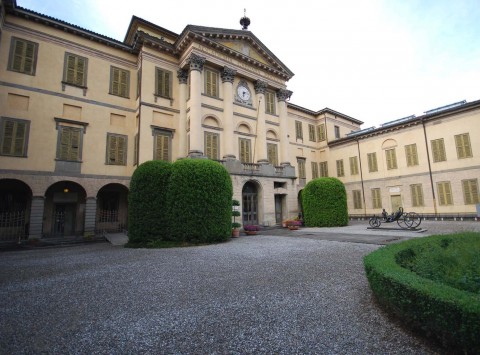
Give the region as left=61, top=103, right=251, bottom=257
left=176, top=26, right=294, bottom=80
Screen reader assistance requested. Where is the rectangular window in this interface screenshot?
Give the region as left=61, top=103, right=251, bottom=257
left=336, top=159, right=345, bottom=177
left=297, top=158, right=306, bottom=179
left=133, top=133, right=138, bottom=165
left=205, top=132, right=220, bottom=160
left=367, top=152, right=378, bottom=172
left=353, top=190, right=362, bottom=209
left=155, top=67, right=172, bottom=98
left=110, top=66, right=130, bottom=98
left=154, top=133, right=170, bottom=161
left=431, top=138, right=446, bottom=162
left=205, top=69, right=218, bottom=97
left=437, top=181, right=453, bottom=206
left=265, top=91, right=275, bottom=114
left=385, top=148, right=397, bottom=170
left=8, top=37, right=38, bottom=75
left=106, top=133, right=127, bottom=165
left=319, top=161, right=328, bottom=177
left=295, top=121, right=303, bottom=140
left=410, top=184, right=424, bottom=207
left=317, top=124, right=326, bottom=141
left=308, top=124, right=316, bottom=142
left=462, top=179, right=479, bottom=205
left=0, top=118, right=29, bottom=156
left=267, top=143, right=278, bottom=166
left=349, top=156, right=359, bottom=175
left=371, top=188, right=382, bottom=209
left=334, top=125, right=340, bottom=139
left=57, top=126, right=82, bottom=161
left=405, top=144, right=418, bottom=166
left=311, top=162, right=319, bottom=179
left=239, top=138, right=251, bottom=163
left=63, top=52, right=88, bottom=87
left=455, top=133, right=472, bottom=159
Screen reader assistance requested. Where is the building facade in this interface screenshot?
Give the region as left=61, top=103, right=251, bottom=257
left=0, top=0, right=478, bottom=241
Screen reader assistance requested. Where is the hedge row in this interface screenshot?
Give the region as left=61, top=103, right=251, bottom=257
left=128, top=159, right=233, bottom=244
left=363, top=233, right=480, bottom=353
left=302, top=177, right=348, bottom=227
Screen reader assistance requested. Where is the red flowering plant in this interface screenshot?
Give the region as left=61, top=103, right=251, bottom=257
left=243, top=224, right=260, bottom=231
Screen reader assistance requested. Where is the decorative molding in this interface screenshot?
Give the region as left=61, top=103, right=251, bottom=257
left=277, top=89, right=293, bottom=102
left=202, top=124, right=224, bottom=131
left=187, top=53, right=206, bottom=72
left=201, top=103, right=224, bottom=112
left=140, top=101, right=180, bottom=114
left=177, top=69, right=189, bottom=84
left=54, top=117, right=89, bottom=133
left=266, top=120, right=280, bottom=126
left=221, top=66, right=236, bottom=83
left=233, top=112, right=257, bottom=120
left=254, top=80, right=268, bottom=95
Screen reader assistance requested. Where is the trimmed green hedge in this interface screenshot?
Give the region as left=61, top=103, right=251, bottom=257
left=302, top=177, right=348, bottom=227
left=166, top=159, right=233, bottom=243
left=128, top=160, right=172, bottom=243
left=364, top=233, right=480, bottom=353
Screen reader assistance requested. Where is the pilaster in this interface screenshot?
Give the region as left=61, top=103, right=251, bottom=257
left=28, top=196, right=44, bottom=239
left=254, top=80, right=268, bottom=164
left=186, top=54, right=205, bottom=158
left=277, top=88, right=293, bottom=166
left=84, top=197, right=97, bottom=236
left=177, top=69, right=189, bottom=159
left=221, top=66, right=237, bottom=159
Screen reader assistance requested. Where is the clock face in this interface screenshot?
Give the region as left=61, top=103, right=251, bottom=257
left=237, top=85, right=251, bottom=101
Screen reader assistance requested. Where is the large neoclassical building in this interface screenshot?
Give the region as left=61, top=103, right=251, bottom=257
left=0, top=0, right=479, bottom=241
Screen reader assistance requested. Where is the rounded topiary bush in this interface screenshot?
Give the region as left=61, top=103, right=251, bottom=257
left=364, top=233, right=480, bottom=352
left=302, top=177, right=348, bottom=227
left=128, top=160, right=172, bottom=243
left=167, top=159, right=233, bottom=243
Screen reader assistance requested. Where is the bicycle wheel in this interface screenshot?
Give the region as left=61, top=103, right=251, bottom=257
left=369, top=217, right=380, bottom=228
left=406, top=212, right=421, bottom=228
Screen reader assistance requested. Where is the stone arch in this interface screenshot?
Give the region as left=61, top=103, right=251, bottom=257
left=44, top=181, right=87, bottom=237
left=96, top=183, right=129, bottom=232
left=0, top=179, right=33, bottom=241
left=202, top=115, right=221, bottom=128
left=236, top=122, right=253, bottom=134
left=241, top=179, right=264, bottom=225
left=382, top=139, right=398, bottom=149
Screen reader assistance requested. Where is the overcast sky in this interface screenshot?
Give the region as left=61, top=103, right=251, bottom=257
left=18, top=0, right=480, bottom=128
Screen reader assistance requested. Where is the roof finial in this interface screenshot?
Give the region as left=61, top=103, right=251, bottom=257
left=240, top=8, right=250, bottom=30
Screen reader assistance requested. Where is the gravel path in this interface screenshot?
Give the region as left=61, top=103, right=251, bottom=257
left=0, top=235, right=441, bottom=354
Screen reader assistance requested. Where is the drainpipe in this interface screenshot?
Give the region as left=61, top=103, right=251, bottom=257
left=421, top=117, right=438, bottom=216
left=356, top=139, right=367, bottom=217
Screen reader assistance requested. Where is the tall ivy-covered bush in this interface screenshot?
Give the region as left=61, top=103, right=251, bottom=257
left=302, top=177, right=348, bottom=227
left=167, top=159, right=233, bottom=243
left=128, top=160, right=172, bottom=243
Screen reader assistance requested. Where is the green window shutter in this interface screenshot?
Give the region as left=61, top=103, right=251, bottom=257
left=69, top=129, right=80, bottom=160
left=431, top=139, right=446, bottom=162
left=308, top=124, right=316, bottom=142
left=13, top=121, right=26, bottom=156
left=367, top=153, right=377, bottom=172
left=318, top=124, right=325, bottom=141
left=75, top=57, right=85, bottom=86
left=155, top=134, right=169, bottom=161
left=211, top=133, right=218, bottom=159
left=120, top=70, right=128, bottom=97
left=405, top=144, right=418, bottom=166
left=133, top=134, right=138, bottom=165
left=156, top=69, right=171, bottom=97
left=265, top=92, right=275, bottom=114
left=372, top=188, right=382, bottom=209
left=311, top=162, right=318, bottom=178
left=320, top=161, right=328, bottom=177
left=386, top=149, right=397, bottom=169
left=411, top=184, right=424, bottom=207
left=107, top=135, right=126, bottom=165
left=2, top=120, right=14, bottom=154
left=437, top=182, right=452, bottom=206
left=267, top=143, right=278, bottom=166
left=12, top=39, right=25, bottom=72
left=295, top=121, right=303, bottom=139
left=111, top=67, right=120, bottom=95
left=298, top=160, right=306, bottom=179
left=23, top=41, right=35, bottom=74
left=239, top=138, right=250, bottom=163
left=336, top=159, right=344, bottom=177
left=206, top=70, right=217, bottom=97
left=353, top=190, right=362, bottom=209
left=349, top=157, right=358, bottom=175
left=108, top=134, right=117, bottom=163
left=66, top=55, right=76, bottom=84
left=455, top=134, right=472, bottom=159
left=463, top=179, right=479, bottom=204
left=164, top=72, right=171, bottom=97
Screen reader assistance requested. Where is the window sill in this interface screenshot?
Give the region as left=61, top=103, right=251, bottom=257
left=61, top=81, right=87, bottom=96
left=109, top=92, right=130, bottom=99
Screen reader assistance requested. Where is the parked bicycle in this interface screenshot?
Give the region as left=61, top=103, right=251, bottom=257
left=369, top=207, right=422, bottom=230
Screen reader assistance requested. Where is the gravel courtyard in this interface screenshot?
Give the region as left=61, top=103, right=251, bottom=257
left=0, top=235, right=440, bottom=354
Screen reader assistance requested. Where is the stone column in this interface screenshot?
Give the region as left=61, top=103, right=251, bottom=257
left=277, top=89, right=293, bottom=165
left=221, top=66, right=237, bottom=159
left=187, top=53, right=206, bottom=158
left=254, top=80, right=268, bottom=164
left=177, top=69, right=189, bottom=159
left=28, top=196, right=44, bottom=239
left=84, top=197, right=97, bottom=237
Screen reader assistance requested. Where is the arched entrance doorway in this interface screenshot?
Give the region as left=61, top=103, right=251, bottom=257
left=0, top=179, right=32, bottom=242
left=96, top=183, right=129, bottom=233
left=242, top=181, right=258, bottom=225
left=44, top=181, right=86, bottom=237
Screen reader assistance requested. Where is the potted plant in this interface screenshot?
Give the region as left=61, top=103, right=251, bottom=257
left=287, top=220, right=302, bottom=230
left=243, top=224, right=260, bottom=235
left=232, top=199, right=241, bottom=237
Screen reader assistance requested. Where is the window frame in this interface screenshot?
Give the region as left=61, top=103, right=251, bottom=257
left=56, top=125, right=84, bottom=162
left=267, top=143, right=278, bottom=166
left=308, top=124, right=316, bottom=142
left=336, top=159, right=345, bottom=177
left=334, top=125, right=340, bottom=139
left=462, top=179, right=479, bottom=205
left=455, top=133, right=472, bottom=159
left=311, top=162, right=319, bottom=179
left=371, top=188, right=382, bottom=209
left=353, top=190, right=362, bottom=209
left=437, top=181, right=453, bottom=206
left=152, top=127, right=174, bottom=162
left=410, top=184, right=424, bottom=207
left=431, top=138, right=446, bottom=163
left=106, top=133, right=128, bottom=165
left=62, top=52, right=88, bottom=88
left=349, top=156, right=359, bottom=175
left=367, top=152, right=378, bottom=172
left=317, top=124, right=326, bottom=142
left=385, top=148, right=398, bottom=170
left=265, top=91, right=276, bottom=115
left=297, top=158, right=306, bottom=180
left=319, top=161, right=328, bottom=177
left=295, top=121, right=303, bottom=140
left=109, top=66, right=130, bottom=98
left=0, top=117, right=30, bottom=157
left=239, top=137, right=251, bottom=163
left=405, top=143, right=419, bottom=166
left=8, top=37, right=39, bottom=76
left=155, top=67, right=173, bottom=99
